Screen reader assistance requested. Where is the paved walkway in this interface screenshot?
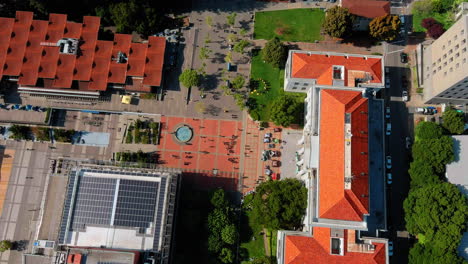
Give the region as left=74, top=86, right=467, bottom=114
left=242, top=117, right=282, bottom=194
left=0, top=149, right=14, bottom=216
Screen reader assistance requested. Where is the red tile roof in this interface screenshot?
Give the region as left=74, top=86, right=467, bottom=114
left=291, top=53, right=382, bottom=86
left=285, top=227, right=386, bottom=264
left=0, top=11, right=166, bottom=93
left=319, top=89, right=369, bottom=222
left=342, top=0, right=390, bottom=19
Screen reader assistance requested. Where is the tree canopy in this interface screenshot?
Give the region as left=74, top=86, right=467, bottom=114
left=415, top=121, right=444, bottom=140
left=261, top=37, right=287, bottom=68
left=231, top=75, right=246, bottom=90
left=412, top=136, right=454, bottom=173
left=409, top=243, right=464, bottom=264
left=442, top=109, right=465, bottom=134
left=408, top=160, right=441, bottom=188
left=179, top=69, right=200, bottom=88
left=233, top=40, right=250, bottom=54
left=322, top=6, right=354, bottom=38
left=404, top=183, right=468, bottom=255
left=251, top=179, right=307, bottom=230
left=0, top=240, right=12, bottom=253
left=369, top=15, right=401, bottom=41
left=270, top=95, right=304, bottom=127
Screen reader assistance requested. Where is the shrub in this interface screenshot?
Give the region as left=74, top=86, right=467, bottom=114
left=427, top=23, right=445, bottom=39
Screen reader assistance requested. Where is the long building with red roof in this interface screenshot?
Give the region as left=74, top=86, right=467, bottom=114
left=0, top=11, right=166, bottom=99
left=277, top=50, right=389, bottom=263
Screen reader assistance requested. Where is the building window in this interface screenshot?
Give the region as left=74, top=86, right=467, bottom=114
left=443, top=54, right=447, bottom=59
left=292, top=86, right=297, bottom=90
left=454, top=35, right=458, bottom=40
left=449, top=57, right=453, bottom=62
left=463, top=39, right=466, bottom=44
left=456, top=63, right=460, bottom=68
left=464, top=58, right=467, bottom=64
left=303, top=83, right=309, bottom=86
left=438, top=66, right=442, bottom=70
left=462, top=29, right=465, bottom=35
left=294, top=82, right=299, bottom=85
left=331, top=238, right=343, bottom=255
left=463, top=47, right=467, bottom=53
left=301, top=87, right=306, bottom=90
left=448, top=40, right=452, bottom=45
left=456, top=52, right=460, bottom=58
left=450, top=67, right=453, bottom=72
left=444, top=62, right=447, bottom=66
left=449, top=49, right=453, bottom=54
left=433, top=70, right=436, bottom=74
left=438, top=58, right=441, bottom=63
left=455, top=44, right=459, bottom=49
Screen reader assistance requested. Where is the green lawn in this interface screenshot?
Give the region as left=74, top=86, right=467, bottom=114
left=249, top=51, right=306, bottom=122
left=254, top=8, right=325, bottom=42
left=240, top=210, right=266, bottom=263
left=412, top=11, right=454, bottom=33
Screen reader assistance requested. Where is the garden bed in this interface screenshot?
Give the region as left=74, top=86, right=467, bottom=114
left=125, top=119, right=160, bottom=145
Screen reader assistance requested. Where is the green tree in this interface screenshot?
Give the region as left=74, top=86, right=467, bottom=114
left=412, top=136, right=454, bottom=173
left=219, top=247, right=234, bottom=263
left=207, top=233, right=223, bottom=253
left=322, top=6, right=355, bottom=38
left=227, top=33, right=237, bottom=43
left=221, top=224, right=238, bottom=245
left=9, top=125, right=31, bottom=140
left=415, top=121, right=444, bottom=140
left=442, top=109, right=465, bottom=134
left=251, top=179, right=307, bottom=230
left=369, top=15, right=401, bottom=41
left=412, top=0, right=434, bottom=16
left=109, top=1, right=138, bottom=33
left=404, top=183, right=468, bottom=254
left=199, top=46, right=211, bottom=61
left=261, top=37, right=287, bottom=68
left=210, top=188, right=229, bottom=208
left=179, top=69, right=200, bottom=88
left=270, top=95, right=303, bottom=127
left=231, top=75, right=246, bottom=90
left=207, top=208, right=230, bottom=233
left=0, top=240, right=12, bottom=253
left=409, top=243, right=464, bottom=264
left=233, top=39, right=250, bottom=53
left=225, top=51, right=233, bottom=63
left=226, top=13, right=237, bottom=27
left=205, top=16, right=213, bottom=28
left=408, top=160, right=441, bottom=188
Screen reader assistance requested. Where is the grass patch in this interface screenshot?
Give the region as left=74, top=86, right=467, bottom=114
left=240, top=210, right=267, bottom=262
left=254, top=8, right=325, bottom=42
left=249, top=51, right=306, bottom=122
left=412, top=10, right=454, bottom=33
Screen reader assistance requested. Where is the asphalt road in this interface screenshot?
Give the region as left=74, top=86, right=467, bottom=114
left=384, top=29, right=413, bottom=264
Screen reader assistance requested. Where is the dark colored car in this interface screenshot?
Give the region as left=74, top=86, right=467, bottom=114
left=400, top=52, right=408, bottom=63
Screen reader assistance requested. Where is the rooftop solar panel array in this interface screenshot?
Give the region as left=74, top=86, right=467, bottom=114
left=153, top=178, right=167, bottom=250
left=71, top=177, right=116, bottom=230
left=113, top=179, right=159, bottom=228
left=58, top=170, right=77, bottom=243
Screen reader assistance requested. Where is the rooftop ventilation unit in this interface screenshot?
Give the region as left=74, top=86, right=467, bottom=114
left=57, top=38, right=79, bottom=55
left=115, top=51, right=128, bottom=63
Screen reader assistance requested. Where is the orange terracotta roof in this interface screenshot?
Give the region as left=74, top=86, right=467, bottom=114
left=291, top=53, right=382, bottom=86
left=342, top=0, right=390, bottom=19
left=318, top=90, right=369, bottom=222
left=143, top=36, right=166, bottom=86
left=0, top=11, right=165, bottom=92
left=285, top=227, right=386, bottom=264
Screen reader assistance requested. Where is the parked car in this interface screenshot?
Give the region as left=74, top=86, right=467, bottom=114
left=386, top=123, right=392, bottom=135
left=261, top=150, right=269, bottom=161
left=416, top=107, right=436, bottom=115
left=274, top=127, right=282, bottom=132
left=385, top=106, right=391, bottom=119
left=406, top=136, right=411, bottom=149
left=268, top=143, right=275, bottom=149
left=388, top=241, right=394, bottom=257
left=272, top=160, right=280, bottom=167
left=400, top=52, right=408, bottom=63
left=402, top=90, right=409, bottom=102
left=386, top=156, right=392, bottom=169
left=387, top=173, right=393, bottom=185
left=263, top=137, right=271, bottom=143
left=269, top=150, right=278, bottom=157
left=402, top=76, right=408, bottom=89
left=264, top=133, right=272, bottom=138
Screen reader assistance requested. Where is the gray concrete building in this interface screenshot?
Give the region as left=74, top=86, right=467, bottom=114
left=420, top=15, right=468, bottom=105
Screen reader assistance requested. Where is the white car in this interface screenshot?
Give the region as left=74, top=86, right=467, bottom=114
left=385, top=106, right=391, bottom=119
left=402, top=90, right=409, bottom=102
left=388, top=241, right=394, bottom=256
left=405, top=137, right=411, bottom=149
left=386, top=123, right=391, bottom=136
left=386, top=156, right=392, bottom=169
left=387, top=173, right=392, bottom=185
